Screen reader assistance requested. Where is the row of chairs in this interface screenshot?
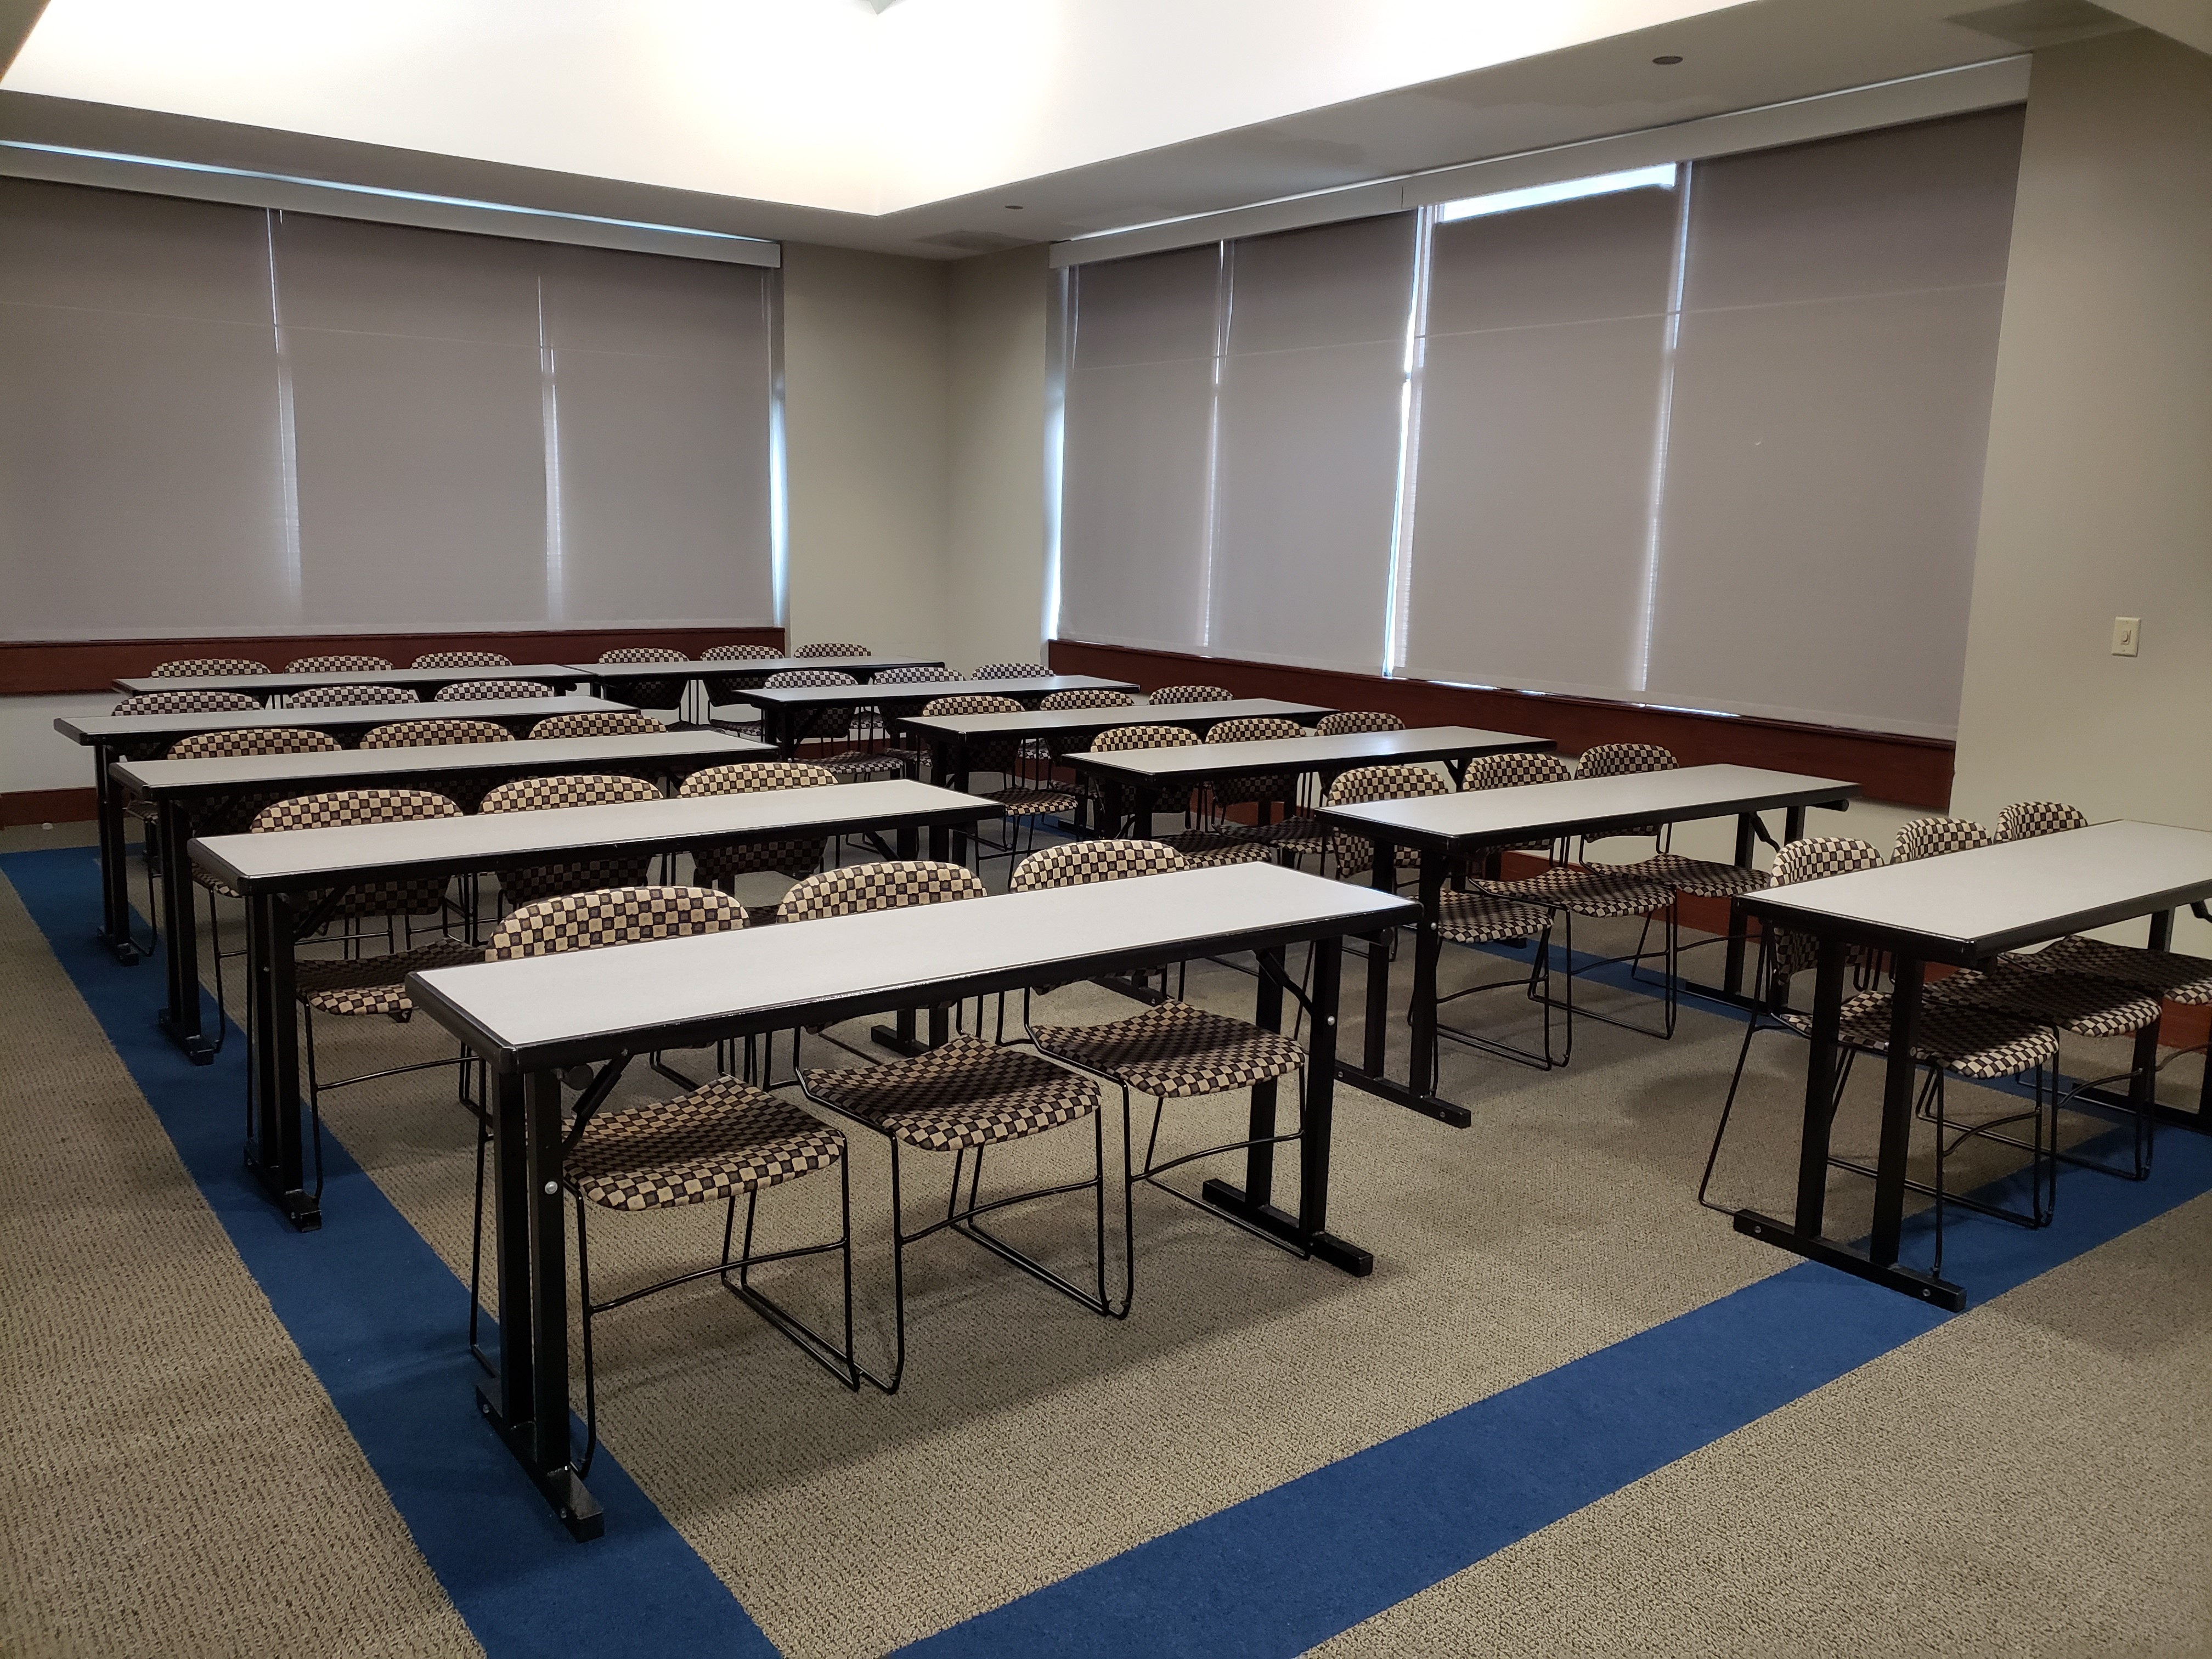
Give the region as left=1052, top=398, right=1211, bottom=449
left=1701, top=802, right=2212, bottom=1272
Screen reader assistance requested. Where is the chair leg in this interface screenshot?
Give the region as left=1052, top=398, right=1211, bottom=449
left=575, top=1195, right=600, bottom=1476
left=1697, top=1010, right=1773, bottom=1212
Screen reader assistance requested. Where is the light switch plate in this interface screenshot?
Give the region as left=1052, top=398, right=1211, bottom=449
left=2113, top=617, right=2141, bottom=656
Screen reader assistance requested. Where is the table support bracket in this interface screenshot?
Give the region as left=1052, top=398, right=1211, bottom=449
left=1732, top=1209, right=1966, bottom=1311
left=474, top=1380, right=605, bottom=1542
left=1331, top=1061, right=1471, bottom=1128
left=1198, top=1179, right=1372, bottom=1276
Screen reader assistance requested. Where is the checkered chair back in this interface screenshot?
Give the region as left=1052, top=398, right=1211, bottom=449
left=411, top=650, right=512, bottom=669
left=764, top=669, right=859, bottom=744
left=432, top=679, right=550, bottom=701
left=1204, top=716, right=1306, bottom=808
left=285, top=654, right=393, bottom=673
left=486, top=885, right=746, bottom=960
left=872, top=666, right=961, bottom=685
left=701, top=642, right=783, bottom=701
left=167, top=726, right=343, bottom=832
left=1576, top=743, right=1677, bottom=779
left=1893, top=816, right=1989, bottom=862
left=150, top=658, right=268, bottom=679
left=1148, top=684, right=1233, bottom=705
left=777, top=859, right=986, bottom=923
left=1464, top=752, right=1573, bottom=791
left=528, top=710, right=666, bottom=741
left=1093, top=724, right=1200, bottom=753
left=919, top=694, right=1023, bottom=774
left=1317, top=710, right=1403, bottom=737
left=359, top=719, right=512, bottom=748
left=111, top=690, right=262, bottom=759
left=973, top=662, right=1047, bottom=679
left=290, top=684, right=418, bottom=708
left=1999, top=800, right=2086, bottom=842
left=597, top=648, right=690, bottom=710
left=1009, top=839, right=1186, bottom=893
left=250, top=788, right=462, bottom=919
left=795, top=643, right=870, bottom=659
left=1768, top=836, right=1884, bottom=981
left=1041, top=689, right=1131, bottom=711
left=1326, top=764, right=1447, bottom=879
left=679, top=761, right=839, bottom=884
left=481, top=773, right=664, bottom=905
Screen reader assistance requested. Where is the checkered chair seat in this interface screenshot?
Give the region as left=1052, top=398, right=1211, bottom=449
left=432, top=679, right=550, bottom=701
left=1156, top=828, right=1274, bottom=868
left=1436, top=889, right=1553, bottom=946
left=2027, top=936, right=2212, bottom=1005
left=1999, top=800, right=2087, bottom=842
left=1594, top=849, right=1771, bottom=899
left=360, top=719, right=512, bottom=748
left=290, top=684, right=417, bottom=708
left=295, top=935, right=481, bottom=1015
left=1775, top=990, right=2058, bottom=1081
left=566, top=1079, right=844, bottom=1212
left=680, top=761, right=837, bottom=884
left=1929, top=961, right=2163, bottom=1038
left=1237, top=815, right=1331, bottom=857
left=286, top=655, right=393, bottom=673
left=599, top=649, right=691, bottom=709
left=1894, top=816, right=1990, bottom=861
left=1316, top=710, right=1404, bottom=737
left=819, top=752, right=910, bottom=783
left=251, top=788, right=464, bottom=922
left=1148, top=685, right=1233, bottom=705
left=1470, top=862, right=1674, bottom=919
left=485, top=886, right=745, bottom=957
left=972, top=662, right=1047, bottom=679
left=481, top=774, right=663, bottom=907
left=1010, top=838, right=1185, bottom=892
left=795, top=643, right=870, bottom=659
left=1031, top=1000, right=1305, bottom=1098
left=528, top=711, right=665, bottom=740
left=150, top=658, right=269, bottom=679
left=411, top=650, right=512, bottom=669
left=989, top=784, right=1084, bottom=818
left=803, top=1035, right=1098, bottom=1152
left=777, top=859, right=986, bottom=922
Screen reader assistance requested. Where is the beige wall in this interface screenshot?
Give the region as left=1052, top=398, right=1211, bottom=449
left=1950, top=30, right=2212, bottom=949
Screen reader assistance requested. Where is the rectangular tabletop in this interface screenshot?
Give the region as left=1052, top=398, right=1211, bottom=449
left=1069, top=725, right=1551, bottom=784
left=732, top=674, right=1139, bottom=714
left=57, top=697, right=635, bottom=746
left=114, top=663, right=596, bottom=696
left=112, top=730, right=772, bottom=799
left=411, top=861, right=1419, bottom=1070
left=585, top=656, right=940, bottom=684
left=890, top=697, right=1337, bottom=744
left=1319, top=764, right=1858, bottom=850
left=1740, top=820, right=2212, bottom=965
left=190, top=780, right=1001, bottom=894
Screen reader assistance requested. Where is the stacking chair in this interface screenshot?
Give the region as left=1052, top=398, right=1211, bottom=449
left=918, top=694, right=1068, bottom=862
left=763, top=670, right=904, bottom=783
left=795, top=642, right=870, bottom=659
left=1197, top=715, right=1308, bottom=855
left=359, top=716, right=512, bottom=814
left=861, top=665, right=962, bottom=758
left=432, top=679, right=549, bottom=701
left=528, top=710, right=664, bottom=741
left=1894, top=816, right=2168, bottom=1180
left=785, top=861, right=1110, bottom=1389
left=1036, top=686, right=1134, bottom=772
left=973, top=662, right=1047, bottom=679
left=479, top=774, right=663, bottom=911
left=1013, top=839, right=1314, bottom=1289
left=1576, top=743, right=1772, bottom=902
left=1316, top=710, right=1404, bottom=737
left=597, top=648, right=692, bottom=718
left=475, top=887, right=859, bottom=1470
left=286, top=654, right=394, bottom=674
left=1327, top=765, right=1557, bottom=1066
left=1999, top=800, right=2086, bottom=841
left=411, top=650, right=512, bottom=669
left=1698, top=836, right=2061, bottom=1272
left=290, top=684, right=418, bottom=709
left=110, top=690, right=259, bottom=760
left=249, top=788, right=479, bottom=1194
left=679, top=761, right=838, bottom=911
left=150, top=657, right=269, bottom=682
left=701, top=642, right=783, bottom=708
left=1148, top=684, right=1233, bottom=705
left=1462, top=752, right=1678, bottom=1062
left=1088, top=725, right=1264, bottom=868
left=167, top=726, right=345, bottom=1042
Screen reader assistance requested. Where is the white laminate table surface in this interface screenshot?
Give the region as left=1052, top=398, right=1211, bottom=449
left=112, top=731, right=772, bottom=798
left=1320, top=764, right=1858, bottom=847
left=1070, top=726, right=1551, bottom=779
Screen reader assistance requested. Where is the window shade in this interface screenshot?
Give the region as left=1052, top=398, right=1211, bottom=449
left=1640, top=108, right=2023, bottom=738
left=0, top=178, right=779, bottom=642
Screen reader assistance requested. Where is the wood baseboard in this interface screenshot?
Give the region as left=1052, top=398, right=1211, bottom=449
left=1, top=787, right=97, bottom=827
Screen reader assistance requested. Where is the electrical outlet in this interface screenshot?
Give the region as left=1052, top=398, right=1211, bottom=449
left=2112, top=617, right=2141, bottom=657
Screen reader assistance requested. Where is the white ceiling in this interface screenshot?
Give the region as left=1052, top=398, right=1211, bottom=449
left=0, top=0, right=2123, bottom=257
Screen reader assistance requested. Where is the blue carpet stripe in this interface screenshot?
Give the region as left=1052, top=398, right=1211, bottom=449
left=3, top=848, right=775, bottom=1659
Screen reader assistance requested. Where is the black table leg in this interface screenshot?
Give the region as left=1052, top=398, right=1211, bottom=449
left=1409, top=847, right=1444, bottom=1102
left=478, top=1068, right=602, bottom=1541
left=95, top=749, right=144, bottom=964
left=1723, top=812, right=1757, bottom=998
left=1792, top=940, right=1848, bottom=1236
left=244, top=890, right=319, bottom=1229
left=1785, top=805, right=1807, bottom=843
left=1102, top=775, right=1126, bottom=839
left=154, top=800, right=215, bottom=1063
left=873, top=826, right=927, bottom=1056
left=1866, top=960, right=1923, bottom=1269
left=1203, top=938, right=1372, bottom=1275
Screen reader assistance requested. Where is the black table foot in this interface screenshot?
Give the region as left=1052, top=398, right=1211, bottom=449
left=1331, top=1062, right=1470, bottom=1128
left=1733, top=1210, right=1965, bottom=1311
left=99, top=932, right=145, bottom=966
left=245, top=1150, right=323, bottom=1231
left=1199, top=1178, right=1373, bottom=1276
left=157, top=1012, right=217, bottom=1065
left=869, top=1024, right=925, bottom=1057
left=476, top=1383, right=605, bottom=1542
